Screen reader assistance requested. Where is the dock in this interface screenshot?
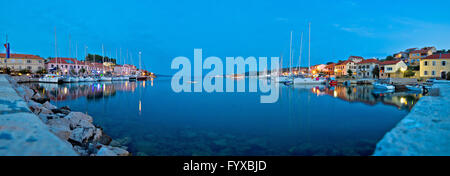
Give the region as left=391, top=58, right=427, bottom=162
left=0, top=74, right=77, bottom=156
left=373, top=82, right=450, bottom=156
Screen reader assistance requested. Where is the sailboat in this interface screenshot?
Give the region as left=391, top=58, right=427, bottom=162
left=276, top=31, right=294, bottom=83
left=136, top=51, right=147, bottom=80
left=40, top=27, right=65, bottom=83
left=99, top=44, right=112, bottom=81
left=294, top=22, right=325, bottom=85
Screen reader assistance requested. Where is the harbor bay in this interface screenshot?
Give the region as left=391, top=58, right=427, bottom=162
left=22, top=78, right=423, bottom=156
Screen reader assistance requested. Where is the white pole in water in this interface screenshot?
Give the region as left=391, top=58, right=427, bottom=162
left=298, top=32, right=303, bottom=74
left=308, top=22, right=311, bottom=74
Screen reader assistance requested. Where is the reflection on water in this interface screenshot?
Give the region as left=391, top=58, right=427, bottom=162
left=23, top=79, right=423, bottom=156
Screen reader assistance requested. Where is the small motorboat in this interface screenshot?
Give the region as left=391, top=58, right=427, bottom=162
left=406, top=85, right=423, bottom=92
left=372, top=82, right=395, bottom=90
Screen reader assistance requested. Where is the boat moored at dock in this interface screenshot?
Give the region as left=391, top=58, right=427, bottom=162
left=39, top=74, right=65, bottom=83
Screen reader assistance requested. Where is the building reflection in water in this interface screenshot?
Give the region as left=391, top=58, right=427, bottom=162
left=25, top=82, right=139, bottom=102
left=298, top=85, right=422, bottom=111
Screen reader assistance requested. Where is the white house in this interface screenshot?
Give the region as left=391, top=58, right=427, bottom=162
left=379, top=60, right=408, bottom=78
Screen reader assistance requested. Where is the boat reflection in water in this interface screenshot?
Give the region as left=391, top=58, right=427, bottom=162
left=291, top=84, right=422, bottom=111
left=24, top=80, right=153, bottom=102
left=23, top=79, right=424, bottom=156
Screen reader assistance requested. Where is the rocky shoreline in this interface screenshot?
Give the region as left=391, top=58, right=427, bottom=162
left=8, top=76, right=130, bottom=156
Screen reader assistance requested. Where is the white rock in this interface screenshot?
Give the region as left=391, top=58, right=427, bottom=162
left=69, top=127, right=95, bottom=144
left=43, top=101, right=57, bottom=110
left=96, top=147, right=116, bottom=156
left=47, top=118, right=72, bottom=141
left=96, top=146, right=130, bottom=156
left=65, top=112, right=94, bottom=128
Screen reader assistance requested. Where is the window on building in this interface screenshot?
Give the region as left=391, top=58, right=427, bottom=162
left=27, top=66, right=32, bottom=70
left=51, top=64, right=54, bottom=68
left=38, top=67, right=42, bottom=70
left=27, top=60, right=31, bottom=63
left=432, top=61, right=436, bottom=66
left=443, top=61, right=447, bottom=66
left=39, top=60, right=42, bottom=63
left=432, top=71, right=435, bottom=76
left=424, top=61, right=428, bottom=66
left=424, top=71, right=428, bottom=75
left=387, top=67, right=393, bottom=71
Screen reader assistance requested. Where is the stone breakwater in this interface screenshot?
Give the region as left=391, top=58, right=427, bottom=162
left=6, top=75, right=130, bottom=156
left=373, top=83, right=450, bottom=156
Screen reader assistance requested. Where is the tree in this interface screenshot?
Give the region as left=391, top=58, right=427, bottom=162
left=403, top=70, right=415, bottom=77
left=385, top=56, right=395, bottom=61
left=326, top=62, right=334, bottom=65
left=36, top=68, right=47, bottom=75
left=79, top=68, right=86, bottom=75
left=372, top=66, right=380, bottom=78
left=19, top=69, right=31, bottom=74
left=347, top=69, right=353, bottom=76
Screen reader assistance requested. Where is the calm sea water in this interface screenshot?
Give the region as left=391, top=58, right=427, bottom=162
left=25, top=78, right=423, bottom=156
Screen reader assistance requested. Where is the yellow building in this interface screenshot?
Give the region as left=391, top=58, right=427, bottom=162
left=420, top=54, right=450, bottom=79
left=0, top=53, right=45, bottom=73
left=408, top=47, right=436, bottom=65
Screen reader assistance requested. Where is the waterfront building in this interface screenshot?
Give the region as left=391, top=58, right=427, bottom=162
left=394, top=52, right=408, bottom=60
left=46, top=57, right=88, bottom=75
left=86, top=62, right=106, bottom=75
left=310, top=64, right=326, bottom=74
left=348, top=56, right=364, bottom=63
left=0, top=53, right=45, bottom=73
left=420, top=53, right=450, bottom=79
left=334, top=60, right=358, bottom=77
left=408, top=47, right=436, bottom=65
left=113, top=64, right=134, bottom=75
left=323, top=63, right=335, bottom=76
left=379, top=60, right=408, bottom=78
left=356, top=59, right=379, bottom=79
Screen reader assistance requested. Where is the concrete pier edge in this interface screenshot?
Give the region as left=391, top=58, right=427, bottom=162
left=373, top=82, right=450, bottom=156
left=0, top=74, right=77, bottom=156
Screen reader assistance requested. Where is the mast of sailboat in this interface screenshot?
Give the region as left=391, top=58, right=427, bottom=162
left=102, top=44, right=105, bottom=74
left=298, top=32, right=303, bottom=75
left=54, top=27, right=58, bottom=75
left=308, top=22, right=311, bottom=74
left=139, top=51, right=142, bottom=75
left=289, top=31, right=293, bottom=75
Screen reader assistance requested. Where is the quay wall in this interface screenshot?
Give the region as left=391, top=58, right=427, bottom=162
left=0, top=74, right=77, bottom=156
left=373, top=83, right=450, bottom=156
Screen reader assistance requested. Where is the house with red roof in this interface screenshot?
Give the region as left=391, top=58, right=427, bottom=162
left=348, top=56, right=364, bottom=63
left=355, top=59, right=380, bottom=79
left=323, top=63, right=335, bottom=76
left=0, top=53, right=45, bottom=73
left=379, top=60, right=407, bottom=78
left=420, top=53, right=450, bottom=79
left=46, top=57, right=90, bottom=75
left=408, top=47, right=436, bottom=65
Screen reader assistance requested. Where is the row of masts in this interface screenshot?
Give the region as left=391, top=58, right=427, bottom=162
left=281, top=22, right=311, bottom=76
left=52, top=28, right=143, bottom=75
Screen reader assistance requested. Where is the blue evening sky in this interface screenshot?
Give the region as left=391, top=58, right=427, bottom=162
left=1, top=0, right=450, bottom=74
